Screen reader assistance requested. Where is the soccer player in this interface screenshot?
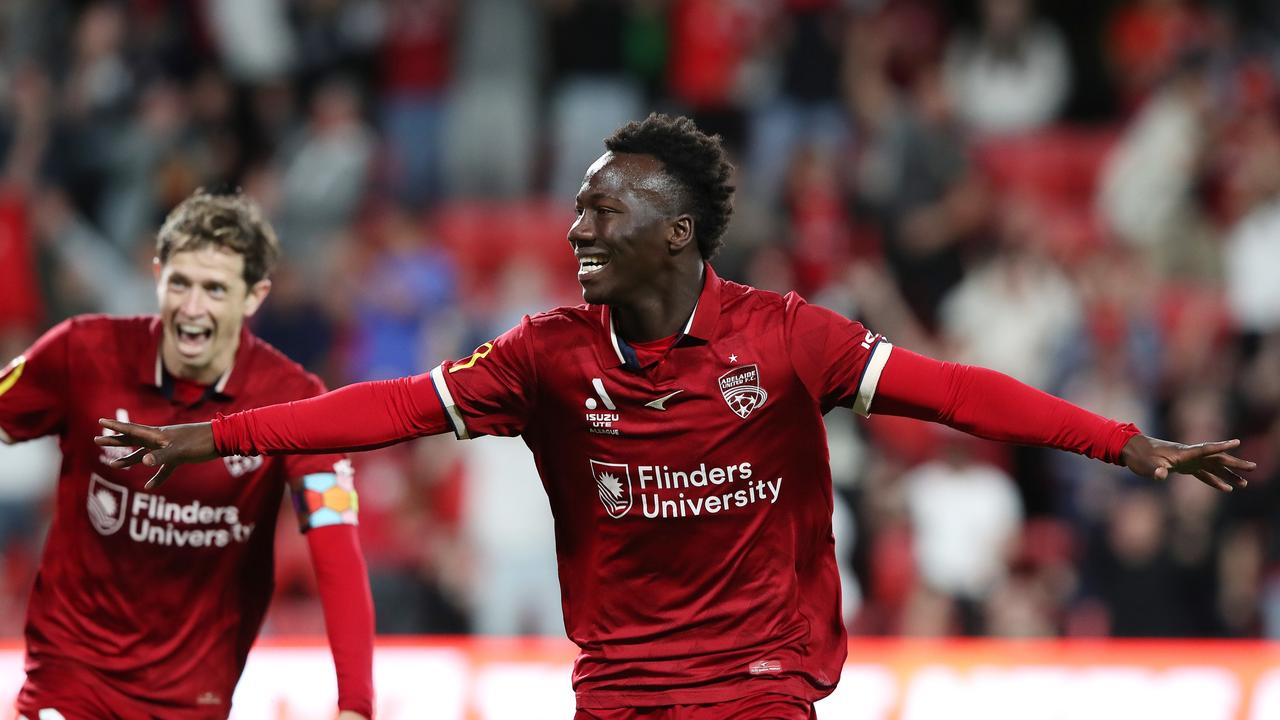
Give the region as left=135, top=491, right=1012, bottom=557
left=0, top=191, right=373, bottom=719
left=97, top=116, right=1253, bottom=719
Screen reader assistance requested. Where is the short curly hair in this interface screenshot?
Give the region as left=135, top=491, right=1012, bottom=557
left=156, top=190, right=281, bottom=287
left=604, top=113, right=735, bottom=259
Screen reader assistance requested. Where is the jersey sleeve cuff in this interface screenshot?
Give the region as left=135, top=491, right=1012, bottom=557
left=852, top=340, right=893, bottom=417
left=430, top=364, right=470, bottom=440
left=1105, top=422, right=1142, bottom=465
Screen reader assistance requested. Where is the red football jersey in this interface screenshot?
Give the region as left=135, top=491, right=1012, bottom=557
left=430, top=265, right=892, bottom=708
left=0, top=316, right=349, bottom=717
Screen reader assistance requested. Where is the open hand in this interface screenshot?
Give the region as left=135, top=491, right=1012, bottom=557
left=95, top=419, right=218, bottom=489
left=1120, top=435, right=1256, bottom=492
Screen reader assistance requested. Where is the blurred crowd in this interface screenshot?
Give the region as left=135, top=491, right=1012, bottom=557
left=1, top=0, right=1279, bottom=642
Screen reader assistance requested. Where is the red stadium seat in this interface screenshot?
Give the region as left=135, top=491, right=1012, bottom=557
left=430, top=200, right=580, bottom=306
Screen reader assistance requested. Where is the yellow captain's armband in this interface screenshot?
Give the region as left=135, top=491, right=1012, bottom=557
left=448, top=342, right=494, bottom=373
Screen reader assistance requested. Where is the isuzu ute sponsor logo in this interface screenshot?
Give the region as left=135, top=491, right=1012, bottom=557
left=585, top=377, right=622, bottom=435
left=589, top=459, right=783, bottom=519
left=719, top=364, right=767, bottom=419
left=590, top=459, right=633, bottom=518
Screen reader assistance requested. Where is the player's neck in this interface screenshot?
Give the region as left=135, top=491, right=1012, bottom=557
left=612, top=263, right=703, bottom=342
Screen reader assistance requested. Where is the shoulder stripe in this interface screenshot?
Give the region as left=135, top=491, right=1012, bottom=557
left=853, top=341, right=893, bottom=417
left=430, top=364, right=470, bottom=440
left=0, top=355, right=25, bottom=398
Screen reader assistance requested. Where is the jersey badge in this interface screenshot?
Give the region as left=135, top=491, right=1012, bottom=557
left=719, top=364, right=768, bottom=419
left=590, top=459, right=633, bottom=518
left=224, top=454, right=264, bottom=478
left=87, top=473, right=129, bottom=536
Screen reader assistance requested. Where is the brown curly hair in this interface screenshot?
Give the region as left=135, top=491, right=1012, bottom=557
left=155, top=190, right=281, bottom=286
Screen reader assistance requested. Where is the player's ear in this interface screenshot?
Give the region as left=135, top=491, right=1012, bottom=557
left=668, top=214, right=695, bottom=254
left=151, top=257, right=163, bottom=281
left=242, top=279, right=272, bottom=318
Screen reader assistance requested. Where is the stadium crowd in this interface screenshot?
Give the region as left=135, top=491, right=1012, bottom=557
left=0, top=0, right=1278, bottom=643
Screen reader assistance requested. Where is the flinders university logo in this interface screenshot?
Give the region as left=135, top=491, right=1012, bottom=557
left=590, top=459, right=633, bottom=518
left=719, top=364, right=768, bottom=419
left=87, top=473, right=128, bottom=536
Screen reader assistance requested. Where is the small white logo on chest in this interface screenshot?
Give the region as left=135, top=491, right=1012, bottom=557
left=223, top=455, right=263, bottom=478
left=645, top=390, right=683, bottom=410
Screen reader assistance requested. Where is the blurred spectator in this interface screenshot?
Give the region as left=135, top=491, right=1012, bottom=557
left=1097, top=49, right=1220, bottom=279
left=442, top=0, right=540, bottom=197
left=1080, top=488, right=1216, bottom=636
left=378, top=0, right=455, bottom=208
left=847, top=53, right=989, bottom=329
left=665, top=0, right=770, bottom=149
left=0, top=188, right=43, bottom=340
left=207, top=0, right=296, bottom=82
left=461, top=436, right=563, bottom=637
left=341, top=204, right=458, bottom=381
left=939, top=200, right=1081, bottom=390
left=747, top=1, right=851, bottom=202
left=942, top=0, right=1070, bottom=136
left=1223, top=112, right=1280, bottom=335
left=902, top=432, right=1023, bottom=634
left=276, top=75, right=376, bottom=281
left=1105, top=0, right=1209, bottom=109
left=546, top=0, right=644, bottom=199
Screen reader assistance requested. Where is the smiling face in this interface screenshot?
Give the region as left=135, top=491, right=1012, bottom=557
left=568, top=152, right=695, bottom=306
left=155, top=246, right=271, bottom=384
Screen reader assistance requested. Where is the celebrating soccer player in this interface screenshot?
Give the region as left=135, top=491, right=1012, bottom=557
left=0, top=191, right=373, bottom=719
left=96, top=116, right=1253, bottom=719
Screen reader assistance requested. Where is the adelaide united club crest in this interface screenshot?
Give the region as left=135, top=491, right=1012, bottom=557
left=719, top=364, right=768, bottom=419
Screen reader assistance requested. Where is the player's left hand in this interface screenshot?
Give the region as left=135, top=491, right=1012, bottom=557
left=1120, top=435, right=1256, bottom=492
left=338, top=711, right=369, bottom=720
left=94, top=418, right=219, bottom=489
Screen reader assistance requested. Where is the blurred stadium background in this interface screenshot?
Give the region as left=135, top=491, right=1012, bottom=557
left=1, top=0, right=1280, bottom=717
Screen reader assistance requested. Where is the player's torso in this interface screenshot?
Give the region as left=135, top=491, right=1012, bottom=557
left=72, top=392, right=279, bottom=566
left=526, top=309, right=835, bottom=650
left=26, top=323, right=291, bottom=693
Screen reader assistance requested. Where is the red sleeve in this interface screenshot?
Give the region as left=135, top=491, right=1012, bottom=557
left=784, top=293, right=893, bottom=415
left=873, top=347, right=1141, bottom=464
left=212, top=373, right=450, bottom=456
left=0, top=318, right=71, bottom=443
left=307, top=525, right=375, bottom=718
left=430, top=317, right=538, bottom=440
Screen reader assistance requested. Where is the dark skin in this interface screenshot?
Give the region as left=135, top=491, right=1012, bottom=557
left=96, top=153, right=1257, bottom=495
left=572, top=151, right=703, bottom=341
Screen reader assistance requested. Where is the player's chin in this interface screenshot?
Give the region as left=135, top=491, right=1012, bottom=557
left=579, top=279, right=613, bottom=306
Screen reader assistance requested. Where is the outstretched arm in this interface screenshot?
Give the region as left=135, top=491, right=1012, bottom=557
left=307, top=525, right=375, bottom=719
left=873, top=348, right=1255, bottom=491
left=96, top=374, right=450, bottom=488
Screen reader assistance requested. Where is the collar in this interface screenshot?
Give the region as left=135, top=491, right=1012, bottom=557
left=140, top=317, right=252, bottom=400
left=596, top=262, right=724, bottom=370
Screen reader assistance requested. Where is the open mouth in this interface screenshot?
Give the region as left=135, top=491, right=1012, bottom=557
left=578, top=256, right=610, bottom=276
left=175, top=323, right=213, bottom=353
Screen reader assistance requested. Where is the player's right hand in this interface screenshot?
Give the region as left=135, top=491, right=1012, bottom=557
left=95, top=419, right=219, bottom=489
